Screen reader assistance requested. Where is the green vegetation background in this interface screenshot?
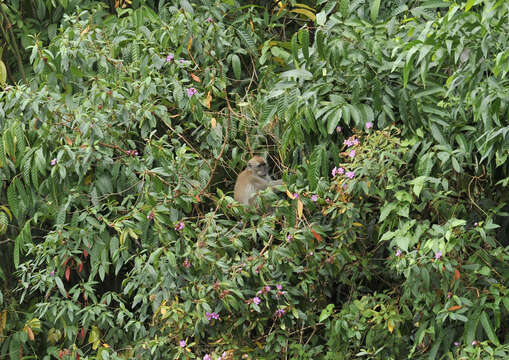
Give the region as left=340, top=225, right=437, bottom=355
left=0, top=0, right=508, bottom=359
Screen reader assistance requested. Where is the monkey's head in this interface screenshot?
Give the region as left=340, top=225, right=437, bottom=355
left=247, top=156, right=268, bottom=177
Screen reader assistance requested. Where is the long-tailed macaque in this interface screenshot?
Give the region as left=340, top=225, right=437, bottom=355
left=234, top=156, right=282, bottom=206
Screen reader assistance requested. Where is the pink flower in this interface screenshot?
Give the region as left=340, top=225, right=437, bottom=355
left=179, top=59, right=185, bottom=64
left=346, top=171, right=355, bottom=179
left=50, top=158, right=57, bottom=166
left=331, top=167, right=338, bottom=177
left=166, top=53, right=174, bottom=62
left=365, top=122, right=373, bottom=129
left=203, top=355, right=212, bottom=360
left=276, top=284, right=282, bottom=290
left=146, top=211, right=155, bottom=220
left=344, top=136, right=359, bottom=147
left=338, top=167, right=345, bottom=174
left=348, top=150, right=356, bottom=158
left=206, top=17, right=213, bottom=23
left=179, top=340, right=186, bottom=347
left=287, top=235, right=293, bottom=242
left=274, top=308, right=285, bottom=318
left=183, top=259, right=191, bottom=268
left=293, top=193, right=299, bottom=199
left=336, top=126, right=342, bottom=133
left=311, top=194, right=318, bottom=202
left=175, top=222, right=185, bottom=231
left=395, top=249, right=402, bottom=257
left=206, top=312, right=220, bottom=320
left=435, top=251, right=442, bottom=260
left=253, top=296, right=261, bottom=305
left=186, top=88, right=197, bottom=97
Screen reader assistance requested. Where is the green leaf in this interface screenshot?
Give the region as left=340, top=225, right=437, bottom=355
left=430, top=125, right=447, bottom=145
left=280, top=69, right=313, bottom=81
left=231, top=54, right=241, bottom=80
left=54, top=277, right=67, bottom=297
left=480, top=312, right=500, bottom=346
left=300, top=29, right=309, bottom=61
left=0, top=60, right=6, bottom=87
left=307, top=147, right=321, bottom=191
left=7, top=181, right=18, bottom=220
left=237, top=29, right=257, bottom=54
left=13, top=231, right=20, bottom=268
left=319, top=304, right=334, bottom=322
left=465, top=0, right=476, bottom=12
left=291, top=33, right=299, bottom=65
left=411, top=176, right=426, bottom=197
left=340, top=0, right=349, bottom=18
left=315, top=30, right=325, bottom=59
left=379, top=202, right=397, bottom=223
left=370, top=0, right=381, bottom=23
left=316, top=11, right=326, bottom=26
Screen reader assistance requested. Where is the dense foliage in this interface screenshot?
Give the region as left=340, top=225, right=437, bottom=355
left=0, top=0, right=508, bottom=359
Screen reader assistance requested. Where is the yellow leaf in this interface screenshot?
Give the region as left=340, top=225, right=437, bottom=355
left=297, top=199, right=303, bottom=218
left=81, top=25, right=90, bottom=36
left=187, top=37, right=193, bottom=52
left=286, top=190, right=295, bottom=200
left=84, top=174, right=92, bottom=185
left=387, top=320, right=394, bottom=333
left=28, top=318, right=41, bottom=330
left=352, top=222, right=363, bottom=227
left=290, top=9, right=316, bottom=21
left=293, top=3, right=316, bottom=12
left=448, top=305, right=462, bottom=311
left=210, top=118, right=217, bottom=129
left=0, top=205, right=13, bottom=221
left=88, top=326, right=100, bottom=350
left=205, top=91, right=212, bottom=109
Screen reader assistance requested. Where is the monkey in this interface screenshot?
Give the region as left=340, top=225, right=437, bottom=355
left=234, top=156, right=283, bottom=206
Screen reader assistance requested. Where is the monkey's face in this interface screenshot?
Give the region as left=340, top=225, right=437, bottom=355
left=247, top=157, right=268, bottom=177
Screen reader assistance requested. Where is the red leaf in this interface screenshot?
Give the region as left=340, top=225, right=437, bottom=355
left=80, top=327, right=85, bottom=340
left=454, top=269, right=460, bottom=280
left=78, top=262, right=83, bottom=273
left=448, top=305, right=461, bottom=311
left=310, top=228, right=322, bottom=242
left=191, top=73, right=201, bottom=82
left=59, top=350, right=63, bottom=360
left=83, top=249, right=89, bottom=259
left=65, top=267, right=70, bottom=281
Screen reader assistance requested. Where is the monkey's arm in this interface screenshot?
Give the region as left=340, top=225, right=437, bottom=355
left=270, top=179, right=282, bottom=186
